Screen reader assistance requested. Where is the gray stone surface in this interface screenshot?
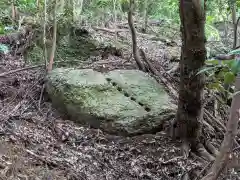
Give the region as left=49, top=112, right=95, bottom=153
left=46, top=68, right=176, bottom=135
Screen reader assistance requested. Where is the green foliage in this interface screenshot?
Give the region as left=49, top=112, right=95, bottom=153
left=198, top=48, right=240, bottom=100
left=205, top=22, right=220, bottom=41
left=0, top=44, right=9, bottom=54
left=96, top=0, right=112, bottom=8
left=148, top=0, right=179, bottom=23
left=0, top=25, right=4, bottom=34
left=16, top=0, right=36, bottom=12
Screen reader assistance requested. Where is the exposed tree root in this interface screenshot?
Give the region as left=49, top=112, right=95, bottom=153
left=182, top=172, right=190, bottom=180
left=180, top=140, right=215, bottom=162
left=195, top=143, right=215, bottom=161
left=204, top=140, right=218, bottom=157
left=181, top=140, right=191, bottom=158
left=190, top=152, right=208, bottom=164
left=139, top=48, right=234, bottom=166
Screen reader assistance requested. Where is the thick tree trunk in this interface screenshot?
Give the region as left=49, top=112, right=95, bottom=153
left=173, top=0, right=206, bottom=149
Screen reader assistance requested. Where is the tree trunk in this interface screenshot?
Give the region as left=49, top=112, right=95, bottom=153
left=47, top=0, right=58, bottom=72
left=128, top=0, right=146, bottom=71
left=11, top=1, right=17, bottom=23
left=73, top=0, right=83, bottom=26
left=232, top=1, right=237, bottom=49
left=142, top=0, right=148, bottom=33
left=173, top=0, right=206, bottom=149
left=113, top=0, right=117, bottom=40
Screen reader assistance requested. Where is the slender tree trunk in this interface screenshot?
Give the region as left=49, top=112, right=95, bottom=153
left=142, top=0, right=148, bottom=33
left=201, top=76, right=240, bottom=180
left=43, top=0, right=48, bottom=69
left=173, top=0, right=206, bottom=149
left=113, top=0, right=117, bottom=40
left=232, top=1, right=237, bottom=49
left=11, top=0, right=17, bottom=23
left=128, top=0, right=146, bottom=71
left=36, top=0, right=40, bottom=18
left=47, top=0, right=58, bottom=72
left=73, top=0, right=83, bottom=25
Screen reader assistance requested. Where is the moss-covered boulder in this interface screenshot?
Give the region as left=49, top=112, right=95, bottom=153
left=46, top=68, right=176, bottom=135
left=27, top=27, right=123, bottom=67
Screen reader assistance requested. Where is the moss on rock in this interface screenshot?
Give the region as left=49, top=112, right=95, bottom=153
left=46, top=68, right=177, bottom=135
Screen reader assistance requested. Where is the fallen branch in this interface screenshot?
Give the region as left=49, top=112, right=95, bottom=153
left=0, top=58, right=84, bottom=78
left=139, top=48, right=178, bottom=98
left=139, top=49, right=157, bottom=75
left=25, top=149, right=58, bottom=167
left=0, top=65, right=44, bottom=77
left=214, top=54, right=234, bottom=60
left=93, top=26, right=170, bottom=44
left=92, top=26, right=128, bottom=33
left=116, top=19, right=165, bottom=28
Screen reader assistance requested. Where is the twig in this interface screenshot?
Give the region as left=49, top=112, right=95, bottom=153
left=38, top=83, right=45, bottom=109
left=233, top=145, right=240, bottom=152
left=27, top=93, right=44, bottom=116
left=25, top=149, right=58, bottom=167
left=92, top=26, right=128, bottom=33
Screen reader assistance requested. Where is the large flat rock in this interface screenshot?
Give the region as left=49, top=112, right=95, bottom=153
left=46, top=68, right=176, bottom=135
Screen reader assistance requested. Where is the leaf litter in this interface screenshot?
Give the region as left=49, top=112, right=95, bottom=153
left=0, top=27, right=238, bottom=180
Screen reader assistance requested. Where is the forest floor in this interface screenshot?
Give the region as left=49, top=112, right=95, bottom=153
left=0, top=26, right=239, bottom=180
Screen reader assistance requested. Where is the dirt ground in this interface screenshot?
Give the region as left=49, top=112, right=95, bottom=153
left=0, top=28, right=239, bottom=180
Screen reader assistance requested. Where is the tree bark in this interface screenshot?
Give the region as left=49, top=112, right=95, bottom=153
left=173, top=0, right=206, bottom=149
